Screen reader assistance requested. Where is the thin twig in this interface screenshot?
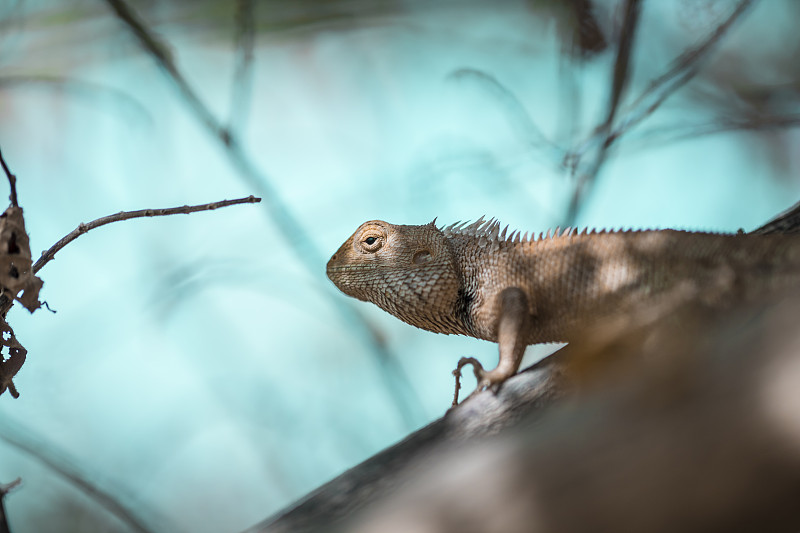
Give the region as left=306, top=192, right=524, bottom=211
left=0, top=477, right=21, bottom=533
left=33, top=196, right=261, bottom=274
left=229, top=0, right=256, bottom=134
left=569, top=0, right=755, bottom=175
left=0, top=148, right=18, bottom=207
left=625, top=0, right=755, bottom=123
left=0, top=416, right=167, bottom=533
left=448, top=68, right=566, bottom=163
left=104, top=0, right=227, bottom=143
left=565, top=0, right=641, bottom=226
left=624, top=113, right=800, bottom=151
left=104, top=0, right=426, bottom=426
left=0, top=75, right=152, bottom=127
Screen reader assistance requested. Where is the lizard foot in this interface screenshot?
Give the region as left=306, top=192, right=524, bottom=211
left=451, top=357, right=487, bottom=406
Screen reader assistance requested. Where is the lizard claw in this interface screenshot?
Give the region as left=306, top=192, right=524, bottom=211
left=451, top=357, right=487, bottom=406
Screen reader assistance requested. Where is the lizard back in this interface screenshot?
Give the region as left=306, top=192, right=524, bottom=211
left=328, top=218, right=800, bottom=345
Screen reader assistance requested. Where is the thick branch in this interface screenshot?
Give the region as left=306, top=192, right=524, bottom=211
left=752, top=198, right=800, bottom=234
left=32, top=195, right=261, bottom=274
left=347, top=294, right=800, bottom=533
left=247, top=355, right=571, bottom=533
left=254, top=290, right=800, bottom=533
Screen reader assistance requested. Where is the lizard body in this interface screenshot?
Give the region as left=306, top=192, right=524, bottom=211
left=326, top=217, right=800, bottom=396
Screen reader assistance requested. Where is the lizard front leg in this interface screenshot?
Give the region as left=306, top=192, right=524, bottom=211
left=453, top=287, right=532, bottom=404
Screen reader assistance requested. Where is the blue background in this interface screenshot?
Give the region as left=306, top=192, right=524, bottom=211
left=1, top=1, right=799, bottom=531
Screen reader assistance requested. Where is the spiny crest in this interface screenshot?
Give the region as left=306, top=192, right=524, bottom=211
left=439, top=217, right=586, bottom=243
left=438, top=218, right=659, bottom=243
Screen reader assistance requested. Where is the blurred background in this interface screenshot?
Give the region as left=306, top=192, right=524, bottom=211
left=0, top=0, right=799, bottom=531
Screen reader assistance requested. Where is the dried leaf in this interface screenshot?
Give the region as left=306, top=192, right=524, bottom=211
left=0, top=205, right=42, bottom=312
left=0, top=314, right=26, bottom=398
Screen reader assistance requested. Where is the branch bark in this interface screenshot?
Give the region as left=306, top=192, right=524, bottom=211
left=348, top=293, right=800, bottom=533
left=247, top=356, right=571, bottom=533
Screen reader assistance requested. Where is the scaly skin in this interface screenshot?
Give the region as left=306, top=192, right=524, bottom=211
left=326, top=218, right=800, bottom=399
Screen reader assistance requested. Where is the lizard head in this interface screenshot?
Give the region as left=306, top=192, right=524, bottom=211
left=327, top=220, right=464, bottom=333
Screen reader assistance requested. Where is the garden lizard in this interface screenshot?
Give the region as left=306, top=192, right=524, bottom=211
left=326, top=212, right=800, bottom=401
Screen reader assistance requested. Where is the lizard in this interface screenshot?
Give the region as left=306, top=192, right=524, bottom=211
left=326, top=209, right=800, bottom=403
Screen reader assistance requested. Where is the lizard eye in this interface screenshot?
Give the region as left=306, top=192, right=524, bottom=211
left=358, top=231, right=384, bottom=253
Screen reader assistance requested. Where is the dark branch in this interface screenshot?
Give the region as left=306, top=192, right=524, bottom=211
left=104, top=0, right=226, bottom=141
left=346, top=295, right=800, bottom=533
left=0, top=148, right=18, bottom=208
left=626, top=0, right=755, bottom=120
left=229, top=0, right=256, bottom=133
left=626, top=113, right=800, bottom=150
left=104, top=0, right=427, bottom=427
left=751, top=198, right=800, bottom=235
left=565, top=0, right=641, bottom=226
left=248, top=355, right=570, bottom=533
left=571, top=0, right=755, bottom=168
left=32, top=196, right=261, bottom=274
left=0, top=477, right=20, bottom=533
left=0, top=417, right=165, bottom=533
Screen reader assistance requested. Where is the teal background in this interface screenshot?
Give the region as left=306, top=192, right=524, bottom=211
left=1, top=1, right=799, bottom=531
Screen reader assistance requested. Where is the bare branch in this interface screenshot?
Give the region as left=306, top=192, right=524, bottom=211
left=752, top=198, right=800, bottom=235
left=251, top=355, right=570, bottom=533
left=0, top=75, right=152, bottom=127
left=0, top=148, right=18, bottom=208
left=0, top=416, right=168, bottom=533
left=624, top=0, right=755, bottom=126
left=447, top=68, right=566, bottom=163
left=229, top=0, right=256, bottom=134
left=565, top=0, right=641, bottom=226
left=626, top=113, right=800, bottom=150
left=569, top=0, right=756, bottom=180
left=104, top=0, right=227, bottom=142
left=0, top=478, right=21, bottom=533
left=104, top=0, right=427, bottom=427
left=32, top=195, right=261, bottom=274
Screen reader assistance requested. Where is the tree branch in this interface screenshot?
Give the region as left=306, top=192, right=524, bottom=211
left=569, top=0, right=755, bottom=178
left=0, top=478, right=21, bottom=533
left=347, top=294, right=800, bottom=533
left=104, top=0, right=427, bottom=427
left=565, top=0, right=641, bottom=226
left=0, top=148, right=18, bottom=208
left=32, top=195, right=261, bottom=274
left=0, top=415, right=167, bottom=533
left=247, top=355, right=571, bottom=533
left=229, top=0, right=256, bottom=134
